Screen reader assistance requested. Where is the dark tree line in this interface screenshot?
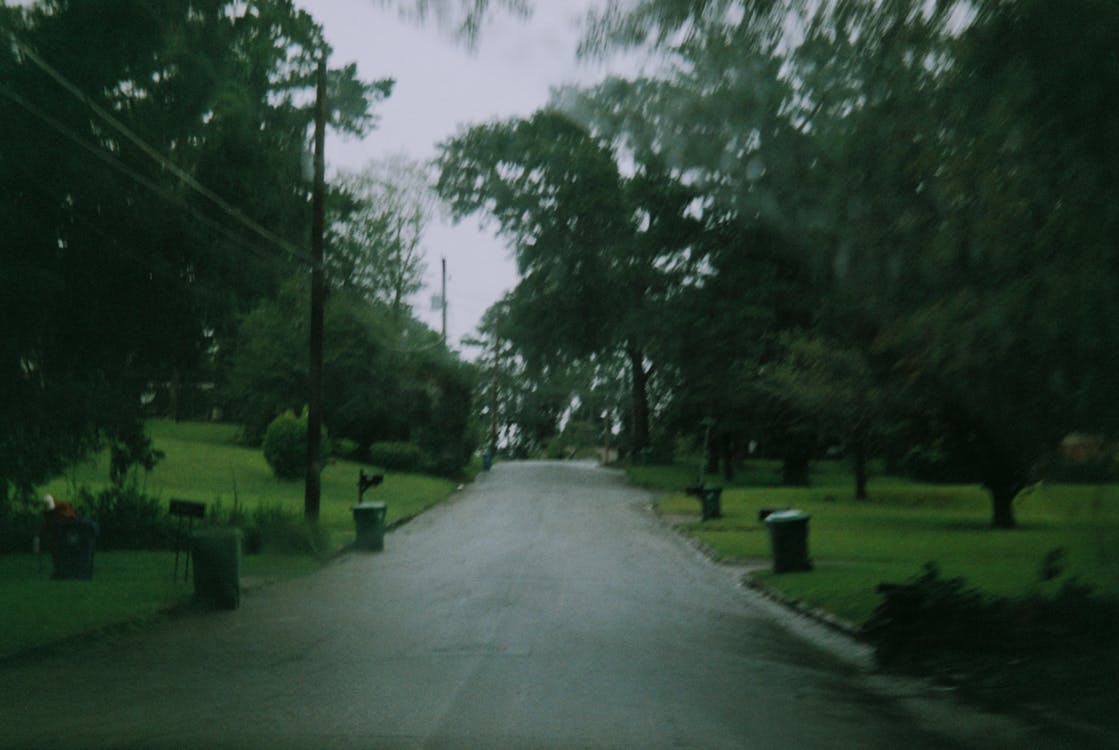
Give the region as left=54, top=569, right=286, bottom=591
left=438, top=0, right=1119, bottom=528
left=0, top=0, right=475, bottom=512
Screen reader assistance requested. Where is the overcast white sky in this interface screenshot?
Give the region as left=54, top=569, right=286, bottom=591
left=298, top=0, right=638, bottom=351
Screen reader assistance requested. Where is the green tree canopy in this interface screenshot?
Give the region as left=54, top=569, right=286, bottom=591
left=437, top=110, right=702, bottom=452
left=0, top=0, right=387, bottom=502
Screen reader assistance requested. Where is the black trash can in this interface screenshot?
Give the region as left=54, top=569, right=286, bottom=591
left=54, top=519, right=98, bottom=580
left=701, top=488, right=722, bottom=521
left=191, top=528, right=243, bottom=609
left=353, top=501, right=387, bottom=551
left=764, top=509, right=812, bottom=573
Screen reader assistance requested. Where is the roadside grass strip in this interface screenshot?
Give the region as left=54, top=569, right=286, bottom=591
left=642, top=462, right=1119, bottom=626
left=1, top=420, right=461, bottom=660
left=1, top=551, right=338, bottom=661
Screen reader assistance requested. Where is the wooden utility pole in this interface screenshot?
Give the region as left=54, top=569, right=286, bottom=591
left=441, top=256, right=447, bottom=344
left=489, top=332, right=499, bottom=454
left=305, top=55, right=327, bottom=521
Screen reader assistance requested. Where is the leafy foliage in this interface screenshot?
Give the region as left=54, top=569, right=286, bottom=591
left=208, top=499, right=330, bottom=556
left=0, top=0, right=387, bottom=506
left=262, top=409, right=315, bottom=481
left=559, top=0, right=1119, bottom=527
left=369, top=442, right=425, bottom=472
left=225, top=282, right=477, bottom=476
left=864, top=561, right=1119, bottom=726
left=330, top=156, right=438, bottom=315
left=0, top=506, right=41, bottom=556
left=75, top=485, right=174, bottom=551
left=437, top=111, right=702, bottom=453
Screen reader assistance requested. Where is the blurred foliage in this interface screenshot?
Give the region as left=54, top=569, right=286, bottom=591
left=262, top=409, right=321, bottom=481
left=864, top=561, right=1119, bottom=734
left=449, top=0, right=1119, bottom=529
left=0, top=0, right=387, bottom=507
left=224, top=281, right=477, bottom=476
left=74, top=485, right=174, bottom=551
left=369, top=441, right=425, bottom=472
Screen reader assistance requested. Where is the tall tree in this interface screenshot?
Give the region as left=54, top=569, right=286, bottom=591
left=867, top=0, right=1119, bottom=526
left=585, top=0, right=1119, bottom=526
left=437, top=110, right=700, bottom=453
left=561, top=11, right=824, bottom=480
left=0, top=0, right=387, bottom=504
left=330, top=155, right=437, bottom=317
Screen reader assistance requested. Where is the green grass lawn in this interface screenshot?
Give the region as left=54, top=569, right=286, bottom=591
left=638, top=461, right=1119, bottom=624
left=0, top=420, right=462, bottom=660
left=40, top=419, right=457, bottom=546
left=0, top=551, right=326, bottom=660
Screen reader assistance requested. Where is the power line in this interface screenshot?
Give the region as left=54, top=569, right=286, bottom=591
left=5, top=29, right=316, bottom=268
left=3, top=28, right=455, bottom=352
left=0, top=81, right=304, bottom=273
left=5, top=151, right=296, bottom=287
left=2, top=75, right=451, bottom=346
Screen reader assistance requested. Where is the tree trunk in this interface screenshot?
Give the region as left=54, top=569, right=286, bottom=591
left=986, top=476, right=1025, bottom=529
left=626, top=346, right=650, bottom=454
left=990, top=487, right=1017, bottom=529
left=169, top=370, right=182, bottom=423
left=854, top=459, right=868, bottom=499
left=852, top=436, right=869, bottom=500
left=782, top=449, right=811, bottom=486
left=722, top=433, right=735, bottom=481
left=974, top=449, right=1025, bottom=529
left=943, top=402, right=1027, bottom=530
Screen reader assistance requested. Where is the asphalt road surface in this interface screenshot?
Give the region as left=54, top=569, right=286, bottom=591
left=2, top=461, right=960, bottom=749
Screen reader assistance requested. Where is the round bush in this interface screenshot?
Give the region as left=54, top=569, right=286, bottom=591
left=262, top=410, right=329, bottom=480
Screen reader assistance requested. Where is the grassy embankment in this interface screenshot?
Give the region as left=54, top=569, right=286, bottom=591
left=1, top=419, right=459, bottom=659
left=631, top=460, right=1119, bottom=624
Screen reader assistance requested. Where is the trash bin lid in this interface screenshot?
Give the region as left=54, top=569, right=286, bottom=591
left=353, top=501, right=387, bottom=510
left=764, top=509, right=810, bottom=524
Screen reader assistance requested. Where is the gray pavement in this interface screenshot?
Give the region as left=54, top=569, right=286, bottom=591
left=2, top=461, right=961, bottom=749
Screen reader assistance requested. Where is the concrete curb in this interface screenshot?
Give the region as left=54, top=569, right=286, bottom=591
left=738, top=572, right=862, bottom=637
left=647, top=503, right=1114, bottom=749
left=649, top=506, right=863, bottom=636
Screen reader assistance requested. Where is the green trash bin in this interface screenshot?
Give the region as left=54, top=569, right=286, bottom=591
left=353, top=501, right=387, bottom=551
left=701, top=488, right=722, bottom=521
left=54, top=519, right=98, bottom=580
left=764, top=509, right=812, bottom=573
left=191, top=528, right=243, bottom=609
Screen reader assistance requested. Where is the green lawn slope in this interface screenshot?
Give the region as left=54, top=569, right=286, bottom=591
left=41, top=419, right=457, bottom=543
left=1, top=420, right=461, bottom=660
left=635, top=460, right=1119, bottom=624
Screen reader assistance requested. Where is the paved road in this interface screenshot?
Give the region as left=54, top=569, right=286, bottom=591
left=2, top=462, right=956, bottom=749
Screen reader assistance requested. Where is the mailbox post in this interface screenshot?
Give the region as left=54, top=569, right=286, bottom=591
left=353, top=470, right=387, bottom=551
left=170, top=500, right=205, bottom=582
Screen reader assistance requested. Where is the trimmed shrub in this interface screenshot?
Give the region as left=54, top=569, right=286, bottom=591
left=332, top=438, right=361, bottom=461
left=863, top=561, right=1119, bottom=726
left=369, top=441, right=424, bottom=472
left=206, top=500, right=329, bottom=556
left=0, top=508, right=41, bottom=555
left=75, top=485, right=175, bottom=550
left=263, top=410, right=329, bottom=481
left=263, top=411, right=306, bottom=480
